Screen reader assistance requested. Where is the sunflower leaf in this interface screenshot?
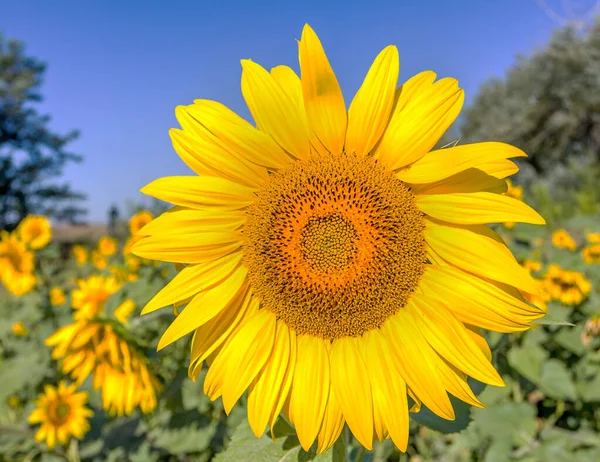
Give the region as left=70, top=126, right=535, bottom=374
left=410, top=396, right=472, bottom=434
left=531, top=316, right=575, bottom=326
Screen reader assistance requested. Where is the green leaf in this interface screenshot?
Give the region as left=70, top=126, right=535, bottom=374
left=530, top=314, right=574, bottom=326
left=554, top=323, right=585, bottom=355
left=507, top=345, right=548, bottom=384
left=410, top=396, right=471, bottom=434
left=539, top=359, right=578, bottom=400
left=471, top=402, right=537, bottom=446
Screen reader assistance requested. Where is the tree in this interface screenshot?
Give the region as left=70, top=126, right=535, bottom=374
left=0, top=35, right=86, bottom=231
left=459, top=18, right=600, bottom=221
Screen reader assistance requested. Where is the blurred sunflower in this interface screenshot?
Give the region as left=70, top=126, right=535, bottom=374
left=502, top=179, right=523, bottom=230
left=28, top=382, right=93, bottom=448
left=11, top=321, right=28, bottom=337
left=46, top=319, right=161, bottom=415
left=521, top=259, right=542, bottom=274
left=0, top=231, right=37, bottom=296
left=544, top=264, right=591, bottom=306
left=17, top=215, right=52, bottom=250
left=71, top=244, right=89, bottom=266
left=582, top=244, right=600, bottom=264
left=91, top=249, right=108, bottom=270
left=133, top=24, right=546, bottom=452
left=129, top=210, right=154, bottom=235
left=71, top=275, right=120, bottom=320
left=552, top=229, right=576, bottom=251
left=110, top=265, right=139, bottom=283
left=97, top=236, right=118, bottom=256
left=587, top=232, right=600, bottom=244
left=50, top=287, right=66, bottom=306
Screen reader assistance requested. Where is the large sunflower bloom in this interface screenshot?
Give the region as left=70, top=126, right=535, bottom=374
left=17, top=215, right=52, bottom=250
left=28, top=381, right=93, bottom=448
left=71, top=275, right=121, bottom=320
left=133, top=24, right=545, bottom=452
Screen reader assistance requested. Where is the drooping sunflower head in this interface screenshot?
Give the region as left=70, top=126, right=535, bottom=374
left=133, top=24, right=546, bottom=453
left=71, top=275, right=121, bottom=320
left=28, top=381, right=93, bottom=448
left=17, top=215, right=52, bottom=250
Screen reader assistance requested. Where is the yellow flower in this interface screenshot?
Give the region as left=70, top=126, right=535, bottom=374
left=582, top=244, right=600, bottom=264
left=28, top=381, right=93, bottom=448
left=97, top=236, right=118, bottom=256
left=91, top=249, right=108, bottom=270
left=50, top=287, right=66, bottom=306
left=114, top=299, right=136, bottom=323
left=129, top=210, right=154, bottom=235
left=552, top=229, right=576, bottom=251
left=12, top=321, right=28, bottom=336
left=587, top=232, right=600, bottom=244
left=521, top=260, right=542, bottom=274
left=71, top=275, right=120, bottom=320
left=109, top=265, right=139, bottom=283
left=46, top=320, right=161, bottom=416
left=0, top=231, right=36, bottom=296
left=544, top=264, right=591, bottom=306
left=71, top=245, right=88, bottom=266
left=17, top=215, right=52, bottom=250
left=132, top=24, right=546, bottom=453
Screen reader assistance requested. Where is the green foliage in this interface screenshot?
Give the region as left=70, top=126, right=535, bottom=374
left=0, top=35, right=86, bottom=230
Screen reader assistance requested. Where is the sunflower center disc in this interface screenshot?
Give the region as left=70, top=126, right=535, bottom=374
left=49, top=401, right=71, bottom=425
left=244, top=153, right=427, bottom=339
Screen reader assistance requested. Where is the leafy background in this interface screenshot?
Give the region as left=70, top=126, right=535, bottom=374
left=2, top=11, right=600, bottom=462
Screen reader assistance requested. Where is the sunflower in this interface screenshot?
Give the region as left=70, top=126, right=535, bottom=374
left=11, top=321, right=28, bottom=337
left=91, top=249, right=108, bottom=270
left=129, top=210, right=154, bottom=235
left=72, top=244, right=89, bottom=266
left=114, top=299, right=137, bottom=323
left=552, top=229, right=576, bottom=251
left=71, top=275, right=121, bottom=320
left=50, top=287, right=66, bottom=306
left=521, top=259, right=542, bottom=274
left=582, top=244, right=600, bottom=264
left=17, top=215, right=52, bottom=250
left=0, top=231, right=37, bottom=296
left=46, top=319, right=161, bottom=416
left=587, top=232, right=600, bottom=244
left=132, top=24, right=545, bottom=452
left=502, top=179, right=523, bottom=230
left=28, top=381, right=93, bottom=448
left=97, top=236, right=118, bottom=257
left=544, top=264, right=591, bottom=306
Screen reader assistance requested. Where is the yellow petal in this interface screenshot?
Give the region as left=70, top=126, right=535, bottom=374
left=140, top=176, right=256, bottom=210
left=409, top=296, right=504, bottom=386
left=299, top=24, right=347, bottom=155
left=268, top=327, right=297, bottom=438
left=425, top=219, right=540, bottom=294
left=157, top=266, right=248, bottom=350
left=142, top=252, right=243, bottom=314
left=464, top=325, right=492, bottom=362
left=412, top=168, right=508, bottom=195
left=247, top=320, right=292, bottom=437
left=131, top=232, right=242, bottom=264
left=363, top=330, right=409, bottom=452
left=392, top=71, right=437, bottom=115
left=330, top=336, right=373, bottom=450
left=477, top=159, right=519, bottom=179
left=170, top=126, right=268, bottom=188
left=382, top=310, right=455, bottom=420
left=289, top=335, right=330, bottom=451
left=345, top=45, right=399, bottom=156
left=185, top=99, right=290, bottom=170
left=375, top=78, right=464, bottom=170
left=241, top=59, right=310, bottom=159
left=218, top=309, right=277, bottom=414
left=418, top=265, right=544, bottom=332
left=434, top=356, right=484, bottom=408
left=397, top=142, right=526, bottom=184
left=417, top=192, right=545, bottom=225
left=188, top=287, right=253, bottom=379
left=316, top=385, right=344, bottom=454
left=138, top=207, right=245, bottom=237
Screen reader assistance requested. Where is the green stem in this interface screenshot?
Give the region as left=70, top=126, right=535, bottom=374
left=355, top=445, right=366, bottom=462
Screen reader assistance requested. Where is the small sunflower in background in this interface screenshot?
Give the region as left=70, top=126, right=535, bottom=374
left=71, top=275, right=120, bottom=320
left=0, top=232, right=37, bottom=296
left=50, top=287, right=66, bottom=306
left=28, top=382, right=93, bottom=449
left=582, top=244, right=600, bottom=264
left=502, top=179, right=524, bottom=230
left=71, top=244, right=89, bottom=266
left=552, top=228, right=577, bottom=251
left=544, top=264, right=591, bottom=306
left=90, top=249, right=108, bottom=270
left=17, top=215, right=52, bottom=250
left=133, top=24, right=546, bottom=452
left=129, top=210, right=154, bottom=235
left=586, top=232, right=600, bottom=244
left=11, top=321, right=28, bottom=337
left=97, top=236, right=118, bottom=257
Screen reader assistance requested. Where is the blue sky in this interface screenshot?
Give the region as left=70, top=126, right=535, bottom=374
left=3, top=0, right=564, bottom=222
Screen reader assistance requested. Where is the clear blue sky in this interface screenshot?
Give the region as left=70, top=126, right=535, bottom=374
left=3, top=0, right=564, bottom=222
